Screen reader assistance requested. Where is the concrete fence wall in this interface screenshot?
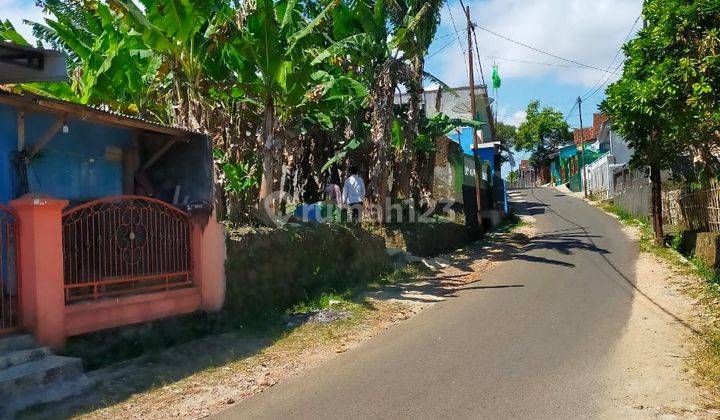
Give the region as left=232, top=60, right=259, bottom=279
left=613, top=184, right=652, bottom=220
left=10, top=195, right=226, bottom=349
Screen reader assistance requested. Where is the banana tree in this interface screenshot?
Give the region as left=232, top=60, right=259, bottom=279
left=26, top=0, right=165, bottom=119
left=314, top=0, right=443, bottom=222
left=0, top=19, right=32, bottom=45
left=225, top=0, right=341, bottom=207
left=105, top=0, right=237, bottom=130
left=388, top=0, right=443, bottom=201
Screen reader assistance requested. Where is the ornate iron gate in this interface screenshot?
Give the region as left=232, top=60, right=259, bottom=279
left=62, top=196, right=192, bottom=303
left=0, top=206, right=19, bottom=333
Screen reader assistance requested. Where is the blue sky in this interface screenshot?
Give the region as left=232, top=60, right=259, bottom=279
left=4, top=0, right=642, bottom=176
left=426, top=0, right=643, bottom=175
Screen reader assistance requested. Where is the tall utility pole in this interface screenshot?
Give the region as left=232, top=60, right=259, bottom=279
left=577, top=96, right=588, bottom=198
left=466, top=5, right=483, bottom=233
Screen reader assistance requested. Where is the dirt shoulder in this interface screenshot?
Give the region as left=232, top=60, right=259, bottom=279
left=594, top=205, right=720, bottom=417
left=22, top=220, right=534, bottom=419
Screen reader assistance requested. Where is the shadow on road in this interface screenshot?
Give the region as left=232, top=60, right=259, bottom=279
left=527, top=187, right=703, bottom=337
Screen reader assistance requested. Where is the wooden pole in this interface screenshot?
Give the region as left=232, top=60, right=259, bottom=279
left=17, top=111, right=25, bottom=151
left=577, top=97, right=588, bottom=198
left=466, top=6, right=484, bottom=233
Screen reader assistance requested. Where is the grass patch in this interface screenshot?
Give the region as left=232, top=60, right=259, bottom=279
left=496, top=212, right=527, bottom=232
left=598, top=202, right=646, bottom=226
left=289, top=292, right=352, bottom=314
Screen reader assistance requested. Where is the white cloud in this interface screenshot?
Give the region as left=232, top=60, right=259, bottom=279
left=499, top=109, right=527, bottom=127
left=432, top=0, right=642, bottom=88
left=1, top=0, right=48, bottom=43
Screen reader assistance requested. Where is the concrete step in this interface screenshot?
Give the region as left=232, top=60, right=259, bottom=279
left=0, top=334, right=34, bottom=354
left=0, top=355, right=84, bottom=399
left=0, top=335, right=91, bottom=417
left=1, top=374, right=91, bottom=418
left=0, top=347, right=51, bottom=370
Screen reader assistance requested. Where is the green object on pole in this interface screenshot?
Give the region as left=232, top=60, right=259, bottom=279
left=492, top=65, right=501, bottom=89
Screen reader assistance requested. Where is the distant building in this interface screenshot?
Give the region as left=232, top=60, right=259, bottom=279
left=0, top=42, right=67, bottom=84
left=583, top=114, right=633, bottom=198
left=396, top=85, right=507, bottom=227
left=518, top=160, right=535, bottom=188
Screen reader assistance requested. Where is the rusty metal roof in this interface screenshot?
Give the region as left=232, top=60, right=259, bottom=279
left=0, top=89, right=202, bottom=138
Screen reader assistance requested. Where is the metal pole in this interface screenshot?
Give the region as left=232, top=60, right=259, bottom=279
left=467, top=6, right=483, bottom=233
left=578, top=96, right=588, bottom=198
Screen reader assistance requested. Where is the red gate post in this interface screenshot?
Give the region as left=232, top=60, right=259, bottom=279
left=10, top=195, right=68, bottom=349
left=190, top=212, right=226, bottom=311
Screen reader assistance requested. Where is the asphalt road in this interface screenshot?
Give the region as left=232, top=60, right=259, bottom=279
left=217, top=187, right=641, bottom=419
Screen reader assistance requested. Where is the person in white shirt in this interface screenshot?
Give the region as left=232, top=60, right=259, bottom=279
left=342, top=165, right=366, bottom=223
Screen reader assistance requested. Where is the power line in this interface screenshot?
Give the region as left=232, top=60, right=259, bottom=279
left=581, top=59, right=625, bottom=102
left=564, top=101, right=578, bottom=123
left=445, top=1, right=468, bottom=81
left=455, top=1, right=487, bottom=87
left=427, top=39, right=455, bottom=59
left=581, top=15, right=641, bottom=101
left=496, top=113, right=526, bottom=119
left=471, top=24, right=487, bottom=86
left=487, top=56, right=586, bottom=69
left=434, top=27, right=465, bottom=41
left=474, top=24, right=620, bottom=75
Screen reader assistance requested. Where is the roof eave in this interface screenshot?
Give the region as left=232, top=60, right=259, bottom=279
left=0, top=91, right=197, bottom=139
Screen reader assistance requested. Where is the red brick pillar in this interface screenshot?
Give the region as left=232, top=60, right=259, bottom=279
left=10, top=195, right=68, bottom=349
left=190, top=211, right=226, bottom=311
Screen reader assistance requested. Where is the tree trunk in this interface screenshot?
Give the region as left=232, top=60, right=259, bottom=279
left=259, top=98, right=275, bottom=207
left=406, top=57, right=424, bottom=203
left=650, top=163, right=664, bottom=246
left=369, top=62, right=396, bottom=224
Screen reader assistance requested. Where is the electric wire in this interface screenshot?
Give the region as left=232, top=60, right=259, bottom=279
left=445, top=2, right=469, bottom=80
left=487, top=56, right=586, bottom=69
left=581, top=15, right=641, bottom=101
left=474, top=24, right=620, bottom=75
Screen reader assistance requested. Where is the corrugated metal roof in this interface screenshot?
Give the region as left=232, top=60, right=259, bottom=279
left=0, top=89, right=202, bottom=137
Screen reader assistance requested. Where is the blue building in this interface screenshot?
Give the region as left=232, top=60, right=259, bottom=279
left=0, top=91, right=213, bottom=207
left=448, top=127, right=506, bottom=213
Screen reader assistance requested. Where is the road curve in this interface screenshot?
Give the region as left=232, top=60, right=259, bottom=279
left=217, top=187, right=641, bottom=419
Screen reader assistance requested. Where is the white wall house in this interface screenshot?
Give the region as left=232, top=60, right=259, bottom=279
left=583, top=119, right=633, bottom=199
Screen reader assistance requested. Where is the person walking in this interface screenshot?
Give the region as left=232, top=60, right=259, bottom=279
left=323, top=173, right=342, bottom=204
left=342, top=165, right=365, bottom=223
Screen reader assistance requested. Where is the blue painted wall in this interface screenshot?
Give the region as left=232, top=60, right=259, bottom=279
left=447, top=127, right=497, bottom=174
left=477, top=146, right=496, bottom=171
left=0, top=105, right=15, bottom=205
left=0, top=103, right=134, bottom=205
left=448, top=127, right=473, bottom=155
left=559, top=144, right=578, bottom=159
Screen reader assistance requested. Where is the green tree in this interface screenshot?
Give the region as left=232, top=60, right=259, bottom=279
left=223, top=0, right=341, bottom=206
left=389, top=0, right=443, bottom=200
left=514, top=101, right=572, bottom=167
left=507, top=169, right=519, bottom=187
left=7, top=0, right=466, bottom=224
left=495, top=122, right=517, bottom=146
left=602, top=0, right=719, bottom=246
left=317, top=0, right=447, bottom=221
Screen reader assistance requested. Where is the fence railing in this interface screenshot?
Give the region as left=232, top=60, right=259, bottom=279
left=661, top=181, right=720, bottom=232
left=62, top=196, right=192, bottom=304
